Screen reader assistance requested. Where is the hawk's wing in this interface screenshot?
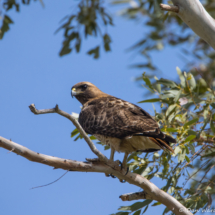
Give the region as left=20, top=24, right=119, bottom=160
left=78, top=96, right=175, bottom=148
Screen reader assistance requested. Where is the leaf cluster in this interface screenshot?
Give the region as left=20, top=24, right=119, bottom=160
left=55, top=0, right=113, bottom=57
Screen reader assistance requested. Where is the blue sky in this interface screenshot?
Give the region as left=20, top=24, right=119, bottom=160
left=0, top=1, right=186, bottom=215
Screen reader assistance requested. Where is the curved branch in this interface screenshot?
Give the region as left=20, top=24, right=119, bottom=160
left=160, top=0, right=215, bottom=50
left=0, top=136, right=192, bottom=215
left=29, top=104, right=108, bottom=163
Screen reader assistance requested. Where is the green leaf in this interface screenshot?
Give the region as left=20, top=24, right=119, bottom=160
left=103, top=34, right=111, bottom=52
left=118, top=206, right=131, bottom=211
left=87, top=46, right=100, bottom=59
left=185, top=146, right=189, bottom=154
left=176, top=67, right=185, bottom=87
left=210, top=103, right=215, bottom=109
left=0, top=15, right=14, bottom=39
left=133, top=210, right=141, bottom=215
left=165, top=128, right=178, bottom=132
left=152, top=202, right=161, bottom=206
left=178, top=148, right=186, bottom=162
left=187, top=73, right=196, bottom=90
left=184, top=135, right=196, bottom=143
left=166, top=104, right=177, bottom=117
left=202, top=151, right=215, bottom=158
left=163, top=12, right=169, bottom=22
left=185, top=155, right=190, bottom=162
left=168, top=186, right=175, bottom=194
left=188, top=143, right=195, bottom=154
left=112, top=212, right=129, bottom=215
left=75, top=41, right=81, bottom=52
left=112, top=0, right=130, bottom=5
left=210, top=120, right=215, bottom=134
left=131, top=200, right=152, bottom=211
left=142, top=205, right=148, bottom=214
left=174, top=90, right=182, bottom=102
left=142, top=73, right=154, bottom=92
left=59, top=42, right=72, bottom=56
left=141, top=166, right=153, bottom=177
left=71, top=128, right=79, bottom=138
left=174, top=146, right=181, bottom=156
left=157, top=78, right=177, bottom=88
left=183, top=118, right=198, bottom=128
left=138, top=98, right=160, bottom=103
left=90, top=135, right=97, bottom=140
left=74, top=134, right=83, bottom=141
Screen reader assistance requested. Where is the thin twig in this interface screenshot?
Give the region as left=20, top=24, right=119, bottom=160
left=29, top=104, right=108, bottom=163
left=31, top=171, right=69, bottom=189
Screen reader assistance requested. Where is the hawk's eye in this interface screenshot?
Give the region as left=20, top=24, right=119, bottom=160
left=81, top=84, right=88, bottom=91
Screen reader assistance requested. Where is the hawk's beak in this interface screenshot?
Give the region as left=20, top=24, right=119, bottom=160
left=71, top=87, right=77, bottom=98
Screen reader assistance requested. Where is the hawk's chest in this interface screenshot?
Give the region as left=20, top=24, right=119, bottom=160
left=93, top=134, right=122, bottom=152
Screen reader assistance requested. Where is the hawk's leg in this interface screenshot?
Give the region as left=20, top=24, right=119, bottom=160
left=119, top=152, right=129, bottom=183
left=122, top=152, right=129, bottom=172
left=110, top=147, right=115, bottom=161
left=105, top=147, right=116, bottom=178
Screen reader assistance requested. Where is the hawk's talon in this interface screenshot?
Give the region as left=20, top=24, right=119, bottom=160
left=105, top=173, right=116, bottom=178
left=125, top=167, right=129, bottom=175
left=120, top=179, right=126, bottom=183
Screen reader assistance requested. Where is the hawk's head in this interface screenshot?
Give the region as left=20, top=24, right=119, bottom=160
left=71, top=82, right=108, bottom=104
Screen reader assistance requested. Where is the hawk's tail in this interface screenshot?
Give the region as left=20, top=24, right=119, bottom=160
left=134, top=132, right=176, bottom=153
left=148, top=136, right=174, bottom=153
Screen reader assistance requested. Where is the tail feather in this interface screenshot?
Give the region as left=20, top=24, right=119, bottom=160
left=134, top=131, right=176, bottom=153
left=156, top=138, right=174, bottom=153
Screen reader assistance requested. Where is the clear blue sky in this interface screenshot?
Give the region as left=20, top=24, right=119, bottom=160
left=0, top=1, right=185, bottom=215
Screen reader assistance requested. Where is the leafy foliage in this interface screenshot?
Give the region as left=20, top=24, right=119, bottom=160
left=0, top=15, right=13, bottom=39
left=55, top=0, right=113, bottom=57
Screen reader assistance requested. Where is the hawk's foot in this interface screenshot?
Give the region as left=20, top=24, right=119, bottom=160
left=105, top=173, right=116, bottom=178
left=119, top=179, right=126, bottom=183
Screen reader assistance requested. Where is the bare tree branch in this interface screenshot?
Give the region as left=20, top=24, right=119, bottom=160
left=0, top=136, right=192, bottom=215
left=160, top=0, right=215, bottom=50
left=120, top=191, right=152, bottom=201
left=160, top=4, right=179, bottom=13
left=29, top=104, right=108, bottom=163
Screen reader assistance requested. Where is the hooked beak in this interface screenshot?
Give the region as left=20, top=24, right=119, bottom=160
left=71, top=87, right=77, bottom=98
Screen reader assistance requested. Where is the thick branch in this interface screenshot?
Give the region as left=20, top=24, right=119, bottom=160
left=0, top=136, right=107, bottom=172
left=29, top=104, right=108, bottom=163
left=160, top=0, right=215, bottom=50
left=0, top=137, right=192, bottom=215
left=160, top=4, right=179, bottom=13
left=120, top=191, right=152, bottom=201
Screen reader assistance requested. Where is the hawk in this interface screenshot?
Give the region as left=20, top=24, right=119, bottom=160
left=71, top=82, right=176, bottom=169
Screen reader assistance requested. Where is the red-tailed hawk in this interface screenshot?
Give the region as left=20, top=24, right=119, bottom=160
left=71, top=82, right=176, bottom=169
